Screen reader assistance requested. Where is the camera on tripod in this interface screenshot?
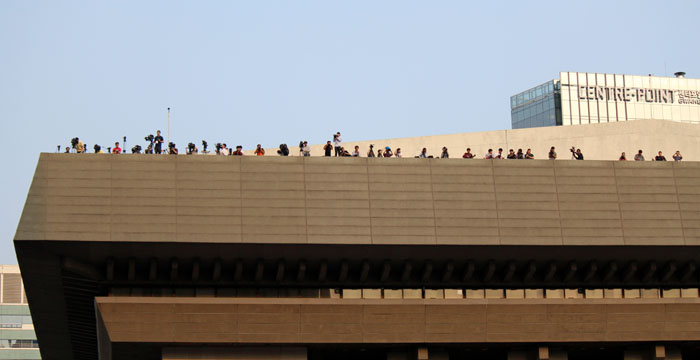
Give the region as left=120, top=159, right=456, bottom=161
left=131, top=145, right=142, bottom=154
left=93, top=144, right=101, bottom=153
left=145, top=134, right=154, bottom=144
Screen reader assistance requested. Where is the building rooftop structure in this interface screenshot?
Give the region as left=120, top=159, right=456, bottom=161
left=0, top=264, right=41, bottom=360
left=14, top=145, right=700, bottom=359
left=511, top=72, right=700, bottom=129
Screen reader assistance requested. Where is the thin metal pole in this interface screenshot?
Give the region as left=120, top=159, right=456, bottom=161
left=167, top=107, right=171, bottom=145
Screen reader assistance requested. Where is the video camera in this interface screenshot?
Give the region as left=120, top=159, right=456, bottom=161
left=202, top=140, right=208, bottom=153
left=277, top=144, right=290, bottom=156
left=71, top=137, right=79, bottom=149
left=131, top=145, right=142, bottom=154
left=93, top=144, right=101, bottom=153
left=187, top=142, right=196, bottom=155
left=145, top=134, right=155, bottom=144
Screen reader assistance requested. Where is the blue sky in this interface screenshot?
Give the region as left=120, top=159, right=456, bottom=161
left=1, top=0, right=698, bottom=264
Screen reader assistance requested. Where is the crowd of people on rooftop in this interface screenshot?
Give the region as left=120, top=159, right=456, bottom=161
left=63, top=131, right=686, bottom=162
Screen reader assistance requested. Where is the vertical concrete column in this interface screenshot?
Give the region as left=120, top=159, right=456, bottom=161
left=655, top=345, right=666, bottom=359
left=417, top=347, right=429, bottom=360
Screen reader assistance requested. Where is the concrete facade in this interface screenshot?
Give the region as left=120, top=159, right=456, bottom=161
left=13, top=154, right=700, bottom=359
left=16, top=151, right=700, bottom=247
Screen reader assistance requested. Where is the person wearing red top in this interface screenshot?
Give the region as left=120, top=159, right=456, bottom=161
left=232, top=145, right=244, bottom=156
left=112, top=142, right=122, bottom=154
left=254, top=144, right=265, bottom=156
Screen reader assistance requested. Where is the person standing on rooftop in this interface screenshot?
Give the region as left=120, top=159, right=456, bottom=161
left=154, top=130, right=164, bottom=154
left=525, top=149, right=534, bottom=159
left=484, top=149, right=494, bottom=159
left=333, top=132, right=342, bottom=157
left=495, top=148, right=504, bottom=159
left=323, top=141, right=333, bottom=157
left=254, top=144, right=265, bottom=156
left=634, top=150, right=645, bottom=161
left=463, top=148, right=474, bottom=158
left=548, top=147, right=557, bottom=160
left=384, top=146, right=393, bottom=157
left=654, top=151, right=666, bottom=161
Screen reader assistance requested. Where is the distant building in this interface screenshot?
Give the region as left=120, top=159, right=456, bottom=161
left=511, top=72, right=700, bottom=129
left=0, top=265, right=40, bottom=359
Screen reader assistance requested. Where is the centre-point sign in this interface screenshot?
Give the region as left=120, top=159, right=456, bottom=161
left=578, top=86, right=700, bottom=105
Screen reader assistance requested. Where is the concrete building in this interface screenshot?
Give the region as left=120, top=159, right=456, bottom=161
left=511, top=72, right=700, bottom=129
left=14, top=153, right=700, bottom=359
left=0, top=265, right=40, bottom=360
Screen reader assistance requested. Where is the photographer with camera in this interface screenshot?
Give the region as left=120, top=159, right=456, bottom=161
left=168, top=142, right=178, bottom=155
left=254, top=144, right=265, bottom=156
left=186, top=143, right=197, bottom=155
left=71, top=137, right=85, bottom=153
left=570, top=147, right=584, bottom=160
left=277, top=144, right=290, bottom=156
left=232, top=145, right=244, bottom=156
left=323, top=141, right=333, bottom=157
left=548, top=147, right=557, bottom=160
left=153, top=130, right=164, bottom=154
left=333, top=132, right=342, bottom=157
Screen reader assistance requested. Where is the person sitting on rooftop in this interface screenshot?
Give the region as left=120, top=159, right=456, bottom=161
left=548, top=146, right=557, bottom=160
left=573, top=148, right=584, bottom=160
left=507, top=149, right=517, bottom=159
left=395, top=148, right=402, bottom=158
left=619, top=152, right=626, bottom=161
left=232, top=145, right=244, bottom=156
left=517, top=148, right=524, bottom=159
left=525, top=148, right=534, bottom=159
left=441, top=147, right=449, bottom=158
left=352, top=145, right=360, bottom=157
left=673, top=151, right=683, bottom=161
left=484, top=149, right=494, bottom=159
left=418, top=148, right=428, bottom=158
left=377, top=148, right=383, bottom=158
left=654, top=151, right=666, bottom=161
left=634, top=150, right=644, bottom=161
left=462, top=148, right=474, bottom=159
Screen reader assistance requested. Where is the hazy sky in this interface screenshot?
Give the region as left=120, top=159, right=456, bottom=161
left=1, top=1, right=698, bottom=264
